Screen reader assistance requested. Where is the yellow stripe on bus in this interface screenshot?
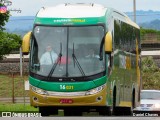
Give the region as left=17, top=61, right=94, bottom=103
left=119, top=101, right=132, bottom=107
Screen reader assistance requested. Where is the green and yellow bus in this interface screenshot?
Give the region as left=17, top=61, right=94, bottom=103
left=22, top=3, right=141, bottom=116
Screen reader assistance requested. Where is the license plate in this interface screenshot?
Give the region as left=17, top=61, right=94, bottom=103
left=141, top=107, right=150, bottom=111
left=60, top=99, right=73, bottom=104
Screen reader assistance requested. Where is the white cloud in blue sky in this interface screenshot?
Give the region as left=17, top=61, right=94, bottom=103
left=9, top=0, right=160, bottom=16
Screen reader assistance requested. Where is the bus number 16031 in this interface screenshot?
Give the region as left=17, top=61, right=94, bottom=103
left=60, top=85, right=74, bottom=90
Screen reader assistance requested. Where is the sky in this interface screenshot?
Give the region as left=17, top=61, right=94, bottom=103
left=7, top=0, right=160, bottom=16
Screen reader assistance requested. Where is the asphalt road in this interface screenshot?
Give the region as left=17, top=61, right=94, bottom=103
left=0, top=117, right=160, bottom=120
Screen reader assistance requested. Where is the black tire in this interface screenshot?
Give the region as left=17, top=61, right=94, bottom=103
left=98, top=106, right=111, bottom=116
left=39, top=107, right=58, bottom=116
left=131, top=89, right=136, bottom=116
left=73, top=110, right=82, bottom=116
left=132, top=90, right=135, bottom=109
left=64, top=108, right=82, bottom=116
left=112, top=87, right=117, bottom=115
left=113, top=107, right=132, bottom=116
left=39, top=107, right=50, bottom=116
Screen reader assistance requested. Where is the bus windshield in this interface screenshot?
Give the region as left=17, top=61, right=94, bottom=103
left=30, top=26, right=105, bottom=78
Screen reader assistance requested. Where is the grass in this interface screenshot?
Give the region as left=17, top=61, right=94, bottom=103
left=0, top=103, right=38, bottom=111
left=0, top=103, right=97, bottom=116
left=0, top=74, right=29, bottom=97
left=142, top=71, right=160, bottom=89
left=0, top=74, right=37, bottom=112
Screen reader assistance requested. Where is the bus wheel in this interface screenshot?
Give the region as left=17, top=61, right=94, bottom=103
left=131, top=89, right=136, bottom=115
left=112, top=87, right=117, bottom=115
left=113, top=107, right=132, bottom=116
left=73, top=110, right=82, bottom=116
left=39, top=107, right=58, bottom=116
left=98, top=107, right=111, bottom=116
left=64, top=108, right=82, bottom=116
left=132, top=90, right=135, bottom=109
left=39, top=107, right=50, bottom=116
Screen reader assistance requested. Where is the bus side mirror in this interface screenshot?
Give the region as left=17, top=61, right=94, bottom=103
left=22, top=31, right=32, bottom=55
left=105, top=31, right=112, bottom=53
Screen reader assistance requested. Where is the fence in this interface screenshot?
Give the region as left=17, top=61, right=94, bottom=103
left=0, top=97, right=30, bottom=103
left=141, top=34, right=160, bottom=43
left=0, top=72, right=29, bottom=103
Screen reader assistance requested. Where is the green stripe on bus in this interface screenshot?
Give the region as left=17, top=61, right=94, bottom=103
left=29, top=76, right=107, bottom=92
left=34, top=17, right=106, bottom=25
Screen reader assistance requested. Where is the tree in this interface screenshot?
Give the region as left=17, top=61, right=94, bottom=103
left=0, top=31, right=22, bottom=60
left=141, top=56, right=159, bottom=73
left=141, top=56, right=160, bottom=89
left=0, top=2, right=22, bottom=60
left=0, top=2, right=10, bottom=31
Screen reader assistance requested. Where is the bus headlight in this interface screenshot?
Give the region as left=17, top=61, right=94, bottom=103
left=31, top=85, right=48, bottom=95
left=154, top=103, right=160, bottom=108
left=85, top=84, right=106, bottom=95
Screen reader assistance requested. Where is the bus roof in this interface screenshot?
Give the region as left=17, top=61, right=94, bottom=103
left=35, top=3, right=139, bottom=29
left=37, top=3, right=107, bottom=18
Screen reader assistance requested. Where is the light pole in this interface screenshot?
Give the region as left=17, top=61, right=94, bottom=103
left=133, top=0, right=136, bottom=23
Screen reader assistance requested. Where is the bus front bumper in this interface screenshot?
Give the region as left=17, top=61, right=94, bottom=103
left=30, top=86, right=107, bottom=107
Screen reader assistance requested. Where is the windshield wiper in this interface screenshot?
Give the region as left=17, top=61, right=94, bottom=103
left=47, top=43, right=62, bottom=80
left=72, top=43, right=85, bottom=76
